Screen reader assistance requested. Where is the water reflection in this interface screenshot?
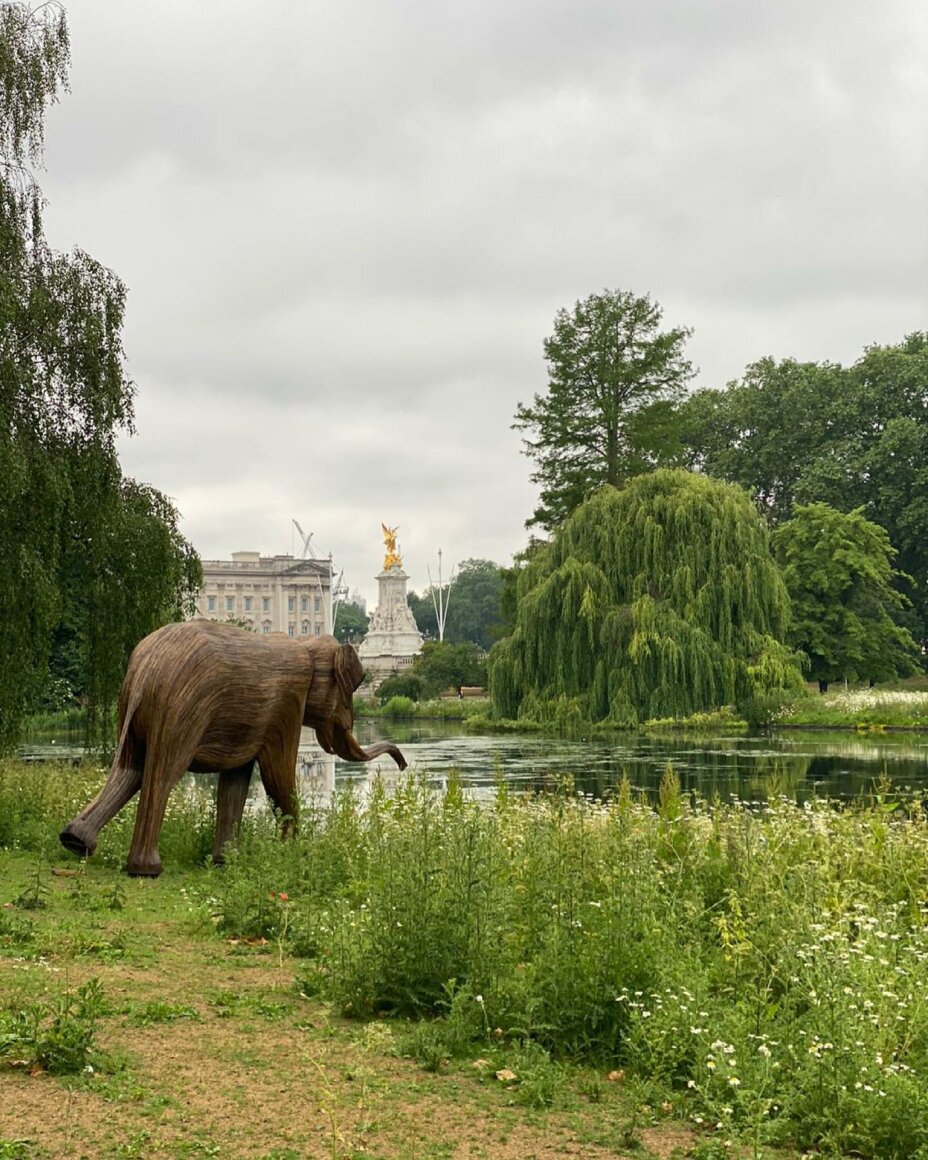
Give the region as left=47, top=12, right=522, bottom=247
left=336, top=720, right=928, bottom=804
left=21, top=720, right=928, bottom=807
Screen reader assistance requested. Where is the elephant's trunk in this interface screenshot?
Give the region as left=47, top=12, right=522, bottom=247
left=317, top=724, right=407, bottom=770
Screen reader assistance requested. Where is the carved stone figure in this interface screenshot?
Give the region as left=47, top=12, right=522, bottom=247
left=381, top=522, right=402, bottom=570
left=59, top=621, right=407, bottom=876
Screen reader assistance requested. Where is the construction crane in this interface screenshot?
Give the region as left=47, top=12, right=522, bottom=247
left=292, top=519, right=315, bottom=559
left=292, top=518, right=351, bottom=637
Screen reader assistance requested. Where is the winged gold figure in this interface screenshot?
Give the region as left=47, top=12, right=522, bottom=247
left=381, top=523, right=402, bottom=569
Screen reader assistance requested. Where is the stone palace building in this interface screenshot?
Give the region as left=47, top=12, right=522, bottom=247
left=191, top=551, right=333, bottom=638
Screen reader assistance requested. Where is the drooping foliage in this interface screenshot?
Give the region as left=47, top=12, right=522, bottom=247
left=772, top=503, right=920, bottom=687
left=0, top=3, right=200, bottom=746
left=490, top=470, right=803, bottom=725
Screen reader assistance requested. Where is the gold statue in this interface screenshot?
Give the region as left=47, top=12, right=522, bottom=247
left=381, top=523, right=402, bottom=570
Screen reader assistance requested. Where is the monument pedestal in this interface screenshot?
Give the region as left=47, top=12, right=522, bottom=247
left=357, top=566, right=423, bottom=691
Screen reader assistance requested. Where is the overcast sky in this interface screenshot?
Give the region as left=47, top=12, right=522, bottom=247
left=41, top=0, right=928, bottom=605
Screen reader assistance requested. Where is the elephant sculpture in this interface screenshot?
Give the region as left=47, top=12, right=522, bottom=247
left=60, top=621, right=407, bottom=876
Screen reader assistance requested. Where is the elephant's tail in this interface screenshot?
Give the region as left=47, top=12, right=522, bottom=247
left=113, top=689, right=144, bottom=763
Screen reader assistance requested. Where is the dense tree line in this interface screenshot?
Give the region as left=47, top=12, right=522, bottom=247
left=504, top=289, right=926, bottom=715
left=678, top=335, right=928, bottom=645
left=1, top=4, right=199, bottom=747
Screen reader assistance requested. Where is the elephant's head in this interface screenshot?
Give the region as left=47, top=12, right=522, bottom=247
left=303, top=637, right=407, bottom=770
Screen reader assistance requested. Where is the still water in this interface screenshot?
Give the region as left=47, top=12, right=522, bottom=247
left=20, top=720, right=928, bottom=804
left=340, top=719, right=928, bottom=803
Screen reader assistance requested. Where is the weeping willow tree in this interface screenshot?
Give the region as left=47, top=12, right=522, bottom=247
left=490, top=470, right=803, bottom=725
left=0, top=3, right=200, bottom=747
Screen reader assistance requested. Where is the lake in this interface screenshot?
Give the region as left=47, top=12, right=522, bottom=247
left=336, top=719, right=928, bottom=804
left=20, top=719, right=928, bottom=805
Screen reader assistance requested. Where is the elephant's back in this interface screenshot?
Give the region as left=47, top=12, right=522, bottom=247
left=123, top=621, right=312, bottom=729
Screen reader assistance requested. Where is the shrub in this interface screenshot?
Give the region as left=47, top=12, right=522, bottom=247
left=376, top=674, right=424, bottom=704
left=0, top=979, right=106, bottom=1075
left=380, top=695, right=416, bottom=718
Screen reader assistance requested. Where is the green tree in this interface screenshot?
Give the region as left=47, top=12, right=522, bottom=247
left=412, top=642, right=487, bottom=700
left=679, top=336, right=928, bottom=645
left=407, top=588, right=439, bottom=638
left=679, top=358, right=849, bottom=521
left=514, top=289, right=694, bottom=531
left=443, top=558, right=504, bottom=650
left=333, top=600, right=369, bottom=644
left=489, top=469, right=803, bottom=726
left=772, top=504, right=920, bottom=690
left=0, top=3, right=199, bottom=746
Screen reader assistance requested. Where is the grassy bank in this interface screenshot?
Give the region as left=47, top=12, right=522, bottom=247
left=458, top=689, right=928, bottom=735
left=355, top=697, right=491, bottom=723
left=778, top=688, right=928, bottom=730
left=5, top=761, right=928, bottom=1156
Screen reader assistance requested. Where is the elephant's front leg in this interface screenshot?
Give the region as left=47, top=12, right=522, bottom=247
left=257, top=740, right=300, bottom=837
left=212, top=762, right=254, bottom=865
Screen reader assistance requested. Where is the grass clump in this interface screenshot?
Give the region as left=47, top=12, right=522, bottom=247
left=0, top=979, right=106, bottom=1075
left=782, top=686, right=928, bottom=729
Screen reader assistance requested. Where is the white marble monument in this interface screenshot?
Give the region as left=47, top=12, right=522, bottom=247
left=357, top=524, right=423, bottom=689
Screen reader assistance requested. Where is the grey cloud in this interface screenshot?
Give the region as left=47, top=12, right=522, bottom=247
left=33, top=0, right=928, bottom=603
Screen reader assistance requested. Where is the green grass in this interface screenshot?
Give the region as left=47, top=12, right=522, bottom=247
left=781, top=686, right=928, bottom=729
left=7, top=757, right=928, bottom=1155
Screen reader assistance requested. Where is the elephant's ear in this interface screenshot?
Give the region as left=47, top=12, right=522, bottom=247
left=334, top=643, right=365, bottom=704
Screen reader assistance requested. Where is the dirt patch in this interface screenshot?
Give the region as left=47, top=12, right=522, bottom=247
left=2, top=903, right=695, bottom=1159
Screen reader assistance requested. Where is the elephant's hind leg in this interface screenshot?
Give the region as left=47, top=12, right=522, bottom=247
left=212, top=762, right=254, bottom=865
left=126, top=745, right=192, bottom=877
left=60, top=729, right=146, bottom=858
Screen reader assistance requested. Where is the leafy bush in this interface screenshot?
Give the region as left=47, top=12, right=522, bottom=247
left=380, top=696, right=416, bottom=718
left=734, top=687, right=800, bottom=728
left=0, top=979, right=106, bottom=1075
left=376, top=674, right=424, bottom=704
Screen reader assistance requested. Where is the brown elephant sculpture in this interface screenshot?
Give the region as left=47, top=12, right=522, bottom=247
left=60, top=621, right=407, bottom=876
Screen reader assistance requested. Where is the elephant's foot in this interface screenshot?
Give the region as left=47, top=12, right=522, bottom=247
left=59, top=818, right=98, bottom=858
left=126, top=850, right=162, bottom=878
